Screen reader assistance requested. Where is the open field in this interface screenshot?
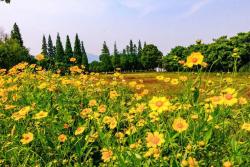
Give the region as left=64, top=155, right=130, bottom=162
left=0, top=64, right=250, bottom=166
left=122, top=72, right=250, bottom=98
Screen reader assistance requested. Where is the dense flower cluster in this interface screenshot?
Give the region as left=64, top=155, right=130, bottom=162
left=0, top=61, right=249, bottom=166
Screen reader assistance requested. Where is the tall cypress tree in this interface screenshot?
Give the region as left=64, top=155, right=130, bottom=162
left=41, top=35, right=48, bottom=56
left=81, top=41, right=89, bottom=70
left=137, top=40, right=143, bottom=70
left=65, top=35, right=73, bottom=63
left=113, top=42, right=120, bottom=69
left=55, top=33, right=65, bottom=62
left=99, top=41, right=112, bottom=72
left=10, top=23, right=23, bottom=47
left=74, top=34, right=82, bottom=65
left=47, top=35, right=55, bottom=57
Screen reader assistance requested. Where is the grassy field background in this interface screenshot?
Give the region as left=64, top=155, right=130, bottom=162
left=122, top=72, right=250, bottom=98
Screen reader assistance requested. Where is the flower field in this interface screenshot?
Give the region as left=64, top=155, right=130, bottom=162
left=0, top=61, right=250, bottom=166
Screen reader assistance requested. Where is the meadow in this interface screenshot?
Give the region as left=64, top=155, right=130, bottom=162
left=0, top=55, right=250, bottom=166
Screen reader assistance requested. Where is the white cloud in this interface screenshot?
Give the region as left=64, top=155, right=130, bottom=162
left=183, top=0, right=213, bottom=18
left=118, top=0, right=161, bottom=17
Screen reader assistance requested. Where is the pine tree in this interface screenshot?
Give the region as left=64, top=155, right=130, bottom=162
left=74, top=34, right=82, bottom=65
left=10, top=23, right=23, bottom=47
left=41, top=35, right=48, bottom=56
left=65, top=35, right=73, bottom=63
left=47, top=35, right=55, bottom=57
left=55, top=33, right=65, bottom=62
left=144, top=42, right=147, bottom=48
left=113, top=42, right=120, bottom=69
left=99, top=41, right=112, bottom=72
left=81, top=41, right=89, bottom=71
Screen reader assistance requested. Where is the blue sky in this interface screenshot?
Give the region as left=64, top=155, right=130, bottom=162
left=0, top=0, right=250, bottom=59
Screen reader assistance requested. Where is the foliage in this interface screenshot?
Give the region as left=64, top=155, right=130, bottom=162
left=0, top=38, right=32, bottom=69
left=141, top=44, right=163, bottom=70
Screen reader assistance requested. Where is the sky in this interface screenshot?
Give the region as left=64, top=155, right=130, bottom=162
left=0, top=0, right=250, bottom=60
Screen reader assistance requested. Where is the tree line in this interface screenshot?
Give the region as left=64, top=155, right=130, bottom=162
left=163, top=32, right=250, bottom=72
left=1, top=23, right=250, bottom=72
left=40, top=33, right=89, bottom=72
left=89, top=40, right=163, bottom=72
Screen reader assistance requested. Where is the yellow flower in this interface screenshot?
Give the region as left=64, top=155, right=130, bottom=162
left=33, top=111, right=48, bottom=119
left=241, top=123, right=250, bottom=131
left=209, top=96, right=223, bottom=106
left=109, top=117, right=117, bottom=129
left=149, top=96, right=171, bottom=113
left=223, top=161, right=233, bottom=167
left=146, top=132, right=165, bottom=148
left=185, top=52, right=204, bottom=68
left=172, top=117, right=189, bottom=133
left=58, top=134, right=67, bottom=143
left=75, top=126, right=85, bottom=135
left=188, top=157, right=199, bottom=167
left=101, top=148, right=113, bottom=162
left=109, top=90, right=119, bottom=100
left=4, top=105, right=16, bottom=110
left=69, top=66, right=82, bottom=73
left=20, top=132, right=34, bottom=144
left=164, top=77, right=171, bottom=83
left=103, top=116, right=117, bottom=129
left=35, top=54, right=45, bottom=61
left=221, top=88, right=238, bottom=106
left=11, top=106, right=31, bottom=121
left=238, top=97, right=247, bottom=105
left=88, top=99, right=97, bottom=107
left=144, top=147, right=160, bottom=159
left=98, top=104, right=107, bottom=113
left=80, top=108, right=92, bottom=118
left=171, top=79, right=179, bottom=85
left=179, top=76, right=188, bottom=82
left=156, top=75, right=164, bottom=81
left=69, top=57, right=76, bottom=62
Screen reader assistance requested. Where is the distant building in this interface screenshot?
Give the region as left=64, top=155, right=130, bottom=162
left=154, top=67, right=166, bottom=72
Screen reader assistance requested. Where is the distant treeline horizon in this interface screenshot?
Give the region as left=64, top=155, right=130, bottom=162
left=1, top=23, right=250, bottom=72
